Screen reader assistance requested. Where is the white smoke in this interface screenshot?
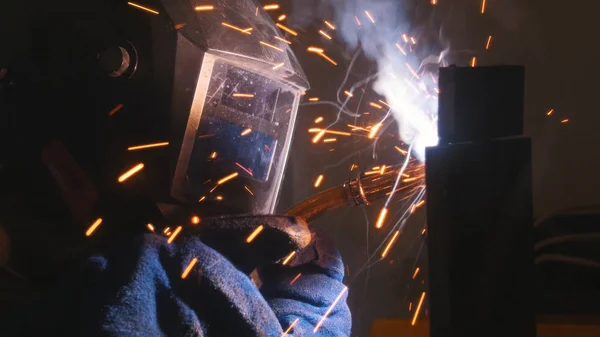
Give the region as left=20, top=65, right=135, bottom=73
left=291, top=0, right=443, bottom=161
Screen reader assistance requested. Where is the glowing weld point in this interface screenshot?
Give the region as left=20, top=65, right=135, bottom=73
left=109, top=103, right=124, bottom=116
left=276, top=23, right=298, bottom=36
left=147, top=223, right=155, bottom=232
left=167, top=226, right=182, bottom=244
left=314, top=116, right=324, bottom=123
left=278, top=14, right=286, bottom=21
left=85, top=218, right=103, bottom=237
left=282, top=251, right=296, bottom=265
left=281, top=318, right=300, bottom=337
left=246, top=225, right=264, bottom=243
left=194, top=5, right=214, bottom=11
left=233, top=93, right=254, bottom=98
left=260, top=41, right=284, bottom=51
left=546, top=109, right=554, bottom=116
left=241, top=128, right=252, bottom=136
left=308, top=97, right=319, bottom=102
left=181, top=258, right=198, bottom=279
left=364, top=11, right=375, bottom=23
left=118, top=163, right=144, bottom=183
left=314, top=174, right=324, bottom=188
left=128, top=142, right=169, bottom=151
left=314, top=287, right=348, bottom=333
left=324, top=20, right=336, bottom=30
left=381, top=230, right=400, bottom=258
left=375, top=208, right=388, bottom=229
left=412, top=292, right=426, bottom=326
left=350, top=164, right=358, bottom=171
left=274, top=36, right=292, bottom=44
left=263, top=4, right=279, bottom=10
left=127, top=2, right=159, bottom=15
left=272, top=62, right=285, bottom=70
left=485, top=35, right=492, bottom=50
left=319, top=30, right=332, bottom=40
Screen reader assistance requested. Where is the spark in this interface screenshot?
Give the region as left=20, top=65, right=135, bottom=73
left=546, top=109, right=554, bottom=116
left=181, top=258, right=198, bottom=279
left=354, top=16, right=361, bottom=26
left=118, top=163, right=144, bottom=183
left=396, top=43, right=407, bottom=55
left=314, top=116, right=324, bottom=123
left=312, top=130, right=326, bottom=143
left=314, top=287, right=348, bottom=333
left=198, top=196, right=206, bottom=203
left=191, top=216, right=201, bottom=224
left=412, top=267, right=420, bottom=279
left=402, top=34, right=409, bottom=42
left=260, top=41, right=284, bottom=51
left=350, top=164, right=358, bottom=171
left=308, top=97, right=319, bottom=102
left=561, top=119, right=569, bottom=124
left=127, top=142, right=169, bottom=151
left=405, top=62, right=420, bottom=79
left=317, top=52, right=337, bottom=66
left=85, top=218, right=103, bottom=237
left=108, top=103, right=124, bottom=116
left=281, top=318, right=300, bottom=337
left=164, top=227, right=171, bottom=234
left=244, top=185, right=254, bottom=195
left=278, top=14, right=286, bottom=21
left=380, top=165, right=387, bottom=174
left=395, top=146, right=408, bottom=155
left=381, top=230, right=400, bottom=258
left=416, top=200, right=425, bottom=208
left=323, top=138, right=337, bottom=143
left=421, top=228, right=427, bottom=235
left=282, top=251, right=296, bottom=265
left=470, top=56, right=477, bottom=67
left=378, top=100, right=390, bottom=107
left=221, top=22, right=252, bottom=34
left=290, top=273, right=302, bottom=285
left=194, top=5, right=214, bottom=11
left=235, top=162, right=253, bottom=176
left=174, top=24, right=185, bottom=30
left=307, top=47, right=324, bottom=53
left=364, top=11, right=375, bottom=23
left=276, top=23, right=298, bottom=36
left=344, top=90, right=353, bottom=97
left=368, top=123, right=382, bottom=139
left=263, top=4, right=279, bottom=10
left=233, top=93, right=254, bottom=99
left=375, top=208, right=388, bottom=229
left=215, top=195, right=223, bottom=200
left=369, top=102, right=383, bottom=109
left=246, top=225, right=264, bottom=243
left=241, top=128, right=252, bottom=136
left=481, top=0, right=487, bottom=14
left=210, top=151, right=218, bottom=159
left=319, top=30, right=332, bottom=40
left=308, top=128, right=352, bottom=136
left=127, top=2, right=159, bottom=15
left=314, top=174, right=324, bottom=188
left=147, top=223, right=155, bottom=232
left=272, top=62, right=285, bottom=70
left=167, top=226, right=182, bottom=244
left=324, top=20, right=336, bottom=30
left=274, top=36, right=292, bottom=44
left=409, top=302, right=413, bottom=310
left=431, top=0, right=437, bottom=5
left=411, top=292, right=426, bottom=326
left=485, top=35, right=492, bottom=50
left=410, top=37, right=417, bottom=44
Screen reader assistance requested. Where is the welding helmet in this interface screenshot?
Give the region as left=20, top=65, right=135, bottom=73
left=4, top=0, right=308, bottom=221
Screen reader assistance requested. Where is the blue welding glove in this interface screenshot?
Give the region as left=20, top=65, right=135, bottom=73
left=11, top=215, right=351, bottom=337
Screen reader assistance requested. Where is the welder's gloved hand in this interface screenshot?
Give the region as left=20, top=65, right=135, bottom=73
left=14, top=215, right=351, bottom=337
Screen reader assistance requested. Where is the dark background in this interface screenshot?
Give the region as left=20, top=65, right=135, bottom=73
left=2, top=0, right=600, bottom=336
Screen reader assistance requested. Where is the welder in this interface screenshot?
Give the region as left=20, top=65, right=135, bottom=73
left=0, top=0, right=350, bottom=335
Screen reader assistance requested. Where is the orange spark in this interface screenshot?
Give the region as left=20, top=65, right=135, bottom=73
left=308, top=128, right=352, bottom=136
left=281, top=318, right=300, bottom=337
left=210, top=151, right=218, bottom=159
left=307, top=46, right=324, bottom=53
left=272, top=62, right=284, bottom=70
left=314, top=174, right=324, bottom=188
left=409, top=302, right=413, bottom=310
left=246, top=225, right=264, bottom=243
left=194, top=5, right=214, bottom=11
left=85, top=218, right=103, bottom=237
left=290, top=273, right=302, bottom=285
left=217, top=172, right=238, bottom=185
left=319, top=30, right=332, bottom=40
left=412, top=267, right=420, bottom=279
left=481, top=0, right=487, bottom=14
left=309, top=97, right=319, bottom=102
left=324, top=20, right=336, bottom=30
left=244, top=185, right=254, bottom=195
left=191, top=216, right=201, bottom=224
left=232, top=93, right=254, bottom=98
left=278, top=14, right=286, bottom=21
left=381, top=230, right=400, bottom=258
left=396, top=43, right=407, bottom=55
left=378, top=100, right=390, bottom=107
left=485, top=35, right=492, bottom=50
left=314, top=287, right=348, bottom=333
left=405, top=62, right=420, bottom=79
left=395, top=146, right=408, bottom=155
left=380, top=165, right=387, bottom=174
left=263, top=4, right=279, bottom=10
left=470, top=56, right=477, bottom=67
left=276, top=23, right=298, bottom=36
left=274, top=36, right=292, bottom=44
left=412, top=292, right=426, bottom=326
left=312, top=130, right=326, bottom=143
left=416, top=200, right=425, bottom=208
left=163, top=227, right=170, bottom=234
left=147, top=223, right=155, bottom=232
left=410, top=37, right=417, bottom=44
left=314, top=116, right=324, bottom=123
left=181, top=257, right=198, bottom=279
left=198, top=196, right=206, bottom=203
left=350, top=164, right=358, bottom=171
left=421, top=228, right=427, bottom=235
left=108, top=103, right=124, bottom=116
left=365, top=11, right=375, bottom=23
left=344, top=90, right=353, bottom=97
left=323, top=138, right=336, bottom=143
left=561, top=119, right=569, bottom=124
left=127, top=2, right=159, bottom=14
left=167, top=226, right=183, bottom=244
left=431, top=0, right=437, bottom=4
left=369, top=102, right=383, bottom=109
left=317, top=52, right=337, bottom=66
left=241, top=128, right=252, bottom=136
left=546, top=109, right=554, bottom=116
left=375, top=208, right=388, bottom=229
left=282, top=251, right=296, bottom=265
left=221, top=22, right=252, bottom=34
left=260, top=41, right=284, bottom=51
left=215, top=195, right=223, bottom=201
left=128, top=142, right=169, bottom=151
left=118, top=163, right=144, bottom=183
left=402, top=34, right=409, bottom=42
left=368, top=123, right=382, bottom=139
